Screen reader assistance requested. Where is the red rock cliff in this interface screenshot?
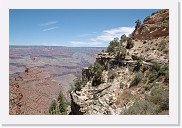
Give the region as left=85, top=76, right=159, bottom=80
left=9, top=67, right=61, bottom=115
left=132, top=9, right=169, bottom=40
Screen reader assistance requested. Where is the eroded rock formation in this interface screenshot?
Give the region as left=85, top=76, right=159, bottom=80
left=9, top=67, right=61, bottom=115
left=132, top=9, right=169, bottom=40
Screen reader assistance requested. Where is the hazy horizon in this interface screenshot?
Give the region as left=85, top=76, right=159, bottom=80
left=9, top=44, right=107, bottom=48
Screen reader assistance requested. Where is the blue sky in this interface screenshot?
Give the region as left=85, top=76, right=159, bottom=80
left=10, top=9, right=158, bottom=47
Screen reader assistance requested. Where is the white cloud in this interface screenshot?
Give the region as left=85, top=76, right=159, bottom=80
left=70, top=26, right=134, bottom=47
left=104, top=27, right=134, bottom=35
left=95, top=26, right=135, bottom=42
left=39, top=21, right=59, bottom=32
left=40, top=21, right=58, bottom=26
left=42, top=26, right=58, bottom=32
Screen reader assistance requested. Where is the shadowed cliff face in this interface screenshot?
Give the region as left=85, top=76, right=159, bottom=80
left=70, top=93, right=84, bottom=115
left=70, top=9, right=169, bottom=115
left=9, top=67, right=61, bottom=115
left=132, top=9, right=169, bottom=40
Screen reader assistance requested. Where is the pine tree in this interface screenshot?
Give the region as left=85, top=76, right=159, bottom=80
left=58, top=91, right=67, bottom=114
left=49, top=100, right=57, bottom=115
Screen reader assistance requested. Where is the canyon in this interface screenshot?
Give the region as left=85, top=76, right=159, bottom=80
left=9, top=9, right=169, bottom=115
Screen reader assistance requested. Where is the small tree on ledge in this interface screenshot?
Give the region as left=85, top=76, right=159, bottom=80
left=135, top=19, right=141, bottom=29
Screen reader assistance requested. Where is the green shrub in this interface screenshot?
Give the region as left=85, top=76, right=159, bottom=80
left=130, top=73, right=143, bottom=87
left=91, top=62, right=104, bottom=86
left=107, top=45, right=114, bottom=53
left=143, top=84, right=151, bottom=91
left=142, top=77, right=148, bottom=84
left=126, top=38, right=134, bottom=49
left=68, top=84, right=75, bottom=93
left=74, top=78, right=82, bottom=91
left=146, top=86, right=169, bottom=112
left=120, top=34, right=127, bottom=43
left=154, top=64, right=168, bottom=77
left=122, top=100, right=157, bottom=115
left=163, top=64, right=169, bottom=83
left=158, top=40, right=167, bottom=51
left=114, top=46, right=126, bottom=60
left=148, top=71, right=158, bottom=83
left=92, top=75, right=102, bottom=86
left=123, top=86, right=169, bottom=115
left=91, top=62, right=104, bottom=76
left=133, top=60, right=142, bottom=72
left=108, top=70, right=117, bottom=81
left=148, top=64, right=169, bottom=83
left=101, top=50, right=105, bottom=53
left=151, top=63, right=161, bottom=72
left=164, top=70, right=169, bottom=83
left=158, top=67, right=166, bottom=77
left=142, top=64, right=150, bottom=73
left=107, top=40, right=119, bottom=52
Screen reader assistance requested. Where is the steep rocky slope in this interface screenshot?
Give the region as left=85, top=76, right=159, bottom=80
left=70, top=9, right=169, bottom=115
left=132, top=9, right=169, bottom=40
left=9, top=67, right=61, bottom=114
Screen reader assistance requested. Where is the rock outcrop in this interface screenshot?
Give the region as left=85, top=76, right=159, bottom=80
left=9, top=80, right=24, bottom=114
left=70, top=9, right=169, bottom=115
left=132, top=9, right=169, bottom=40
